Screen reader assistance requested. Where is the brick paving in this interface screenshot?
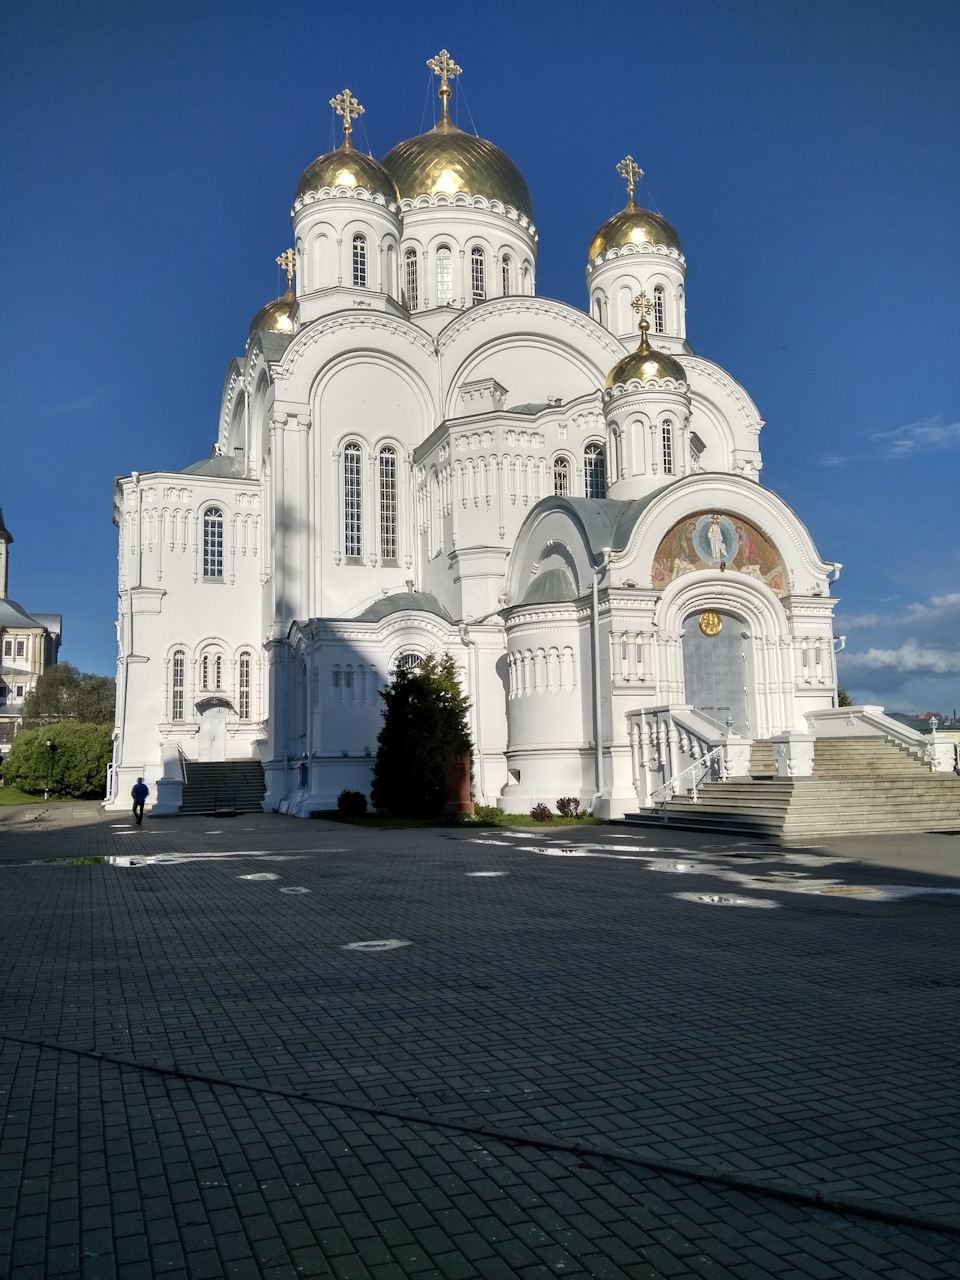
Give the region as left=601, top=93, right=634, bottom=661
left=0, top=810, right=958, bottom=1278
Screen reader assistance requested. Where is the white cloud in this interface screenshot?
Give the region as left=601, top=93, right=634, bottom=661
left=842, top=640, right=960, bottom=676
left=818, top=452, right=849, bottom=467
left=871, top=417, right=960, bottom=458
left=904, top=592, right=960, bottom=622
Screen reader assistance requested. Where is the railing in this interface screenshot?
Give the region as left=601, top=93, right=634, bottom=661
left=804, top=706, right=957, bottom=773
left=651, top=745, right=727, bottom=809
left=176, top=744, right=190, bottom=784
left=628, top=705, right=751, bottom=810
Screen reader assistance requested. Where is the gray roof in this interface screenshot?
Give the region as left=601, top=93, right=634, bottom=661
left=31, top=614, right=62, bottom=637
left=522, top=566, right=578, bottom=605
left=527, top=494, right=665, bottom=559
left=0, top=597, right=41, bottom=628
left=181, top=454, right=246, bottom=478
left=506, top=402, right=550, bottom=416
left=355, top=591, right=453, bottom=624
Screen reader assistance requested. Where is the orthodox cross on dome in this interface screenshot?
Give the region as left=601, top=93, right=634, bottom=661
left=631, top=291, right=653, bottom=346
left=616, top=155, right=643, bottom=204
left=329, top=88, right=364, bottom=148
left=427, top=48, right=462, bottom=123
left=276, top=249, right=295, bottom=293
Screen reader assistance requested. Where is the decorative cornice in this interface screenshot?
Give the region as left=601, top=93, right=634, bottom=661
left=437, top=296, right=624, bottom=359
left=292, top=186, right=399, bottom=216
left=400, top=191, right=536, bottom=236
left=603, top=376, right=689, bottom=399
left=273, top=309, right=436, bottom=380
left=588, top=242, right=686, bottom=269
left=683, top=355, right=765, bottom=436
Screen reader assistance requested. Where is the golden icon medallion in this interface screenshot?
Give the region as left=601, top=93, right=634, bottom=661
left=699, top=610, right=722, bottom=637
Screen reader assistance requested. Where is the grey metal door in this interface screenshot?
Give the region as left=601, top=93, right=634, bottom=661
left=681, top=611, right=750, bottom=734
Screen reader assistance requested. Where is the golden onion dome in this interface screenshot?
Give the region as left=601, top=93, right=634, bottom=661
left=381, top=115, right=532, bottom=218
left=606, top=325, right=686, bottom=389
left=249, top=284, right=296, bottom=337
left=589, top=197, right=681, bottom=261
left=295, top=138, right=399, bottom=205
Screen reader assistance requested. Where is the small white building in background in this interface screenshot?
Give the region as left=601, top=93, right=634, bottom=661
left=106, top=56, right=852, bottom=818
left=0, top=508, right=62, bottom=747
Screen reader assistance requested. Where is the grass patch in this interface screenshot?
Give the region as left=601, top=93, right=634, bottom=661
left=0, top=787, right=75, bottom=807
left=312, top=809, right=604, bottom=830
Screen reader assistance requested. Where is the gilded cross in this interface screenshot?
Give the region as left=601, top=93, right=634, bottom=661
left=631, top=291, right=653, bottom=333
left=276, top=249, right=295, bottom=288
left=329, top=88, right=364, bottom=145
left=427, top=48, right=462, bottom=90
left=616, top=155, right=643, bottom=202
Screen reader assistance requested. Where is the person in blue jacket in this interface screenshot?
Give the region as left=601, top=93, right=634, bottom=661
left=131, top=777, right=149, bottom=825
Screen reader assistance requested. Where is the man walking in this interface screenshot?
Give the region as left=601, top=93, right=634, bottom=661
left=131, top=777, right=149, bottom=826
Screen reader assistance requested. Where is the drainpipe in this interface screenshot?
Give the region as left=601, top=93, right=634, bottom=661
left=589, top=548, right=611, bottom=813
left=459, top=622, right=487, bottom=805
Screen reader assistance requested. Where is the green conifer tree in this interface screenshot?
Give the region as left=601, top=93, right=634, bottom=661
left=371, top=654, right=472, bottom=817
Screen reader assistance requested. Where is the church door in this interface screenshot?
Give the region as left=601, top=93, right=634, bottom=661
left=197, top=706, right=228, bottom=761
left=681, top=610, right=751, bottom=735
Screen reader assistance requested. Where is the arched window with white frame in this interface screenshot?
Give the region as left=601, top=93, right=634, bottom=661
left=471, top=247, right=485, bottom=304
left=584, top=443, right=606, bottom=498
left=352, top=234, right=367, bottom=288
left=343, top=443, right=363, bottom=559
left=653, top=285, right=666, bottom=334
left=404, top=249, right=418, bottom=310
left=501, top=255, right=512, bottom=296
left=379, top=446, right=398, bottom=562
left=200, top=654, right=209, bottom=690
left=553, top=456, right=571, bottom=496
left=436, top=246, right=453, bottom=304
left=238, top=652, right=252, bottom=720
left=172, top=650, right=185, bottom=721
left=662, top=420, right=675, bottom=475
left=593, top=296, right=603, bottom=324
left=202, top=507, right=223, bottom=579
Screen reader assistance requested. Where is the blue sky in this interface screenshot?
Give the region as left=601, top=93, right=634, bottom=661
left=1, top=0, right=958, bottom=711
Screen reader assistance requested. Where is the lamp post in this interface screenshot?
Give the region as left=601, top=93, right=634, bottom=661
left=45, top=738, right=54, bottom=800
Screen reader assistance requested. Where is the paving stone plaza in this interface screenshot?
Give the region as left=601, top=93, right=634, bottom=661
left=0, top=809, right=958, bottom=1279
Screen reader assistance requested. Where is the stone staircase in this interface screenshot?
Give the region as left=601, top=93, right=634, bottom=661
left=625, top=737, right=960, bottom=843
left=179, top=761, right=266, bottom=816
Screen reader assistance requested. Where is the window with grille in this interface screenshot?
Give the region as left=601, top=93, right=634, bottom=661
left=653, top=285, right=666, bottom=334
left=239, top=652, right=251, bottom=720
left=203, top=508, right=223, bottom=579
left=436, top=246, right=453, bottom=304
left=200, top=655, right=209, bottom=690
left=553, top=456, right=570, bottom=496
left=379, top=447, right=398, bottom=561
left=471, top=248, right=485, bottom=303
left=214, top=655, right=222, bottom=689
left=501, top=256, right=511, bottom=295
left=396, top=652, right=422, bottom=672
left=352, top=234, right=367, bottom=288
left=343, top=443, right=363, bottom=559
left=662, top=421, right=675, bottom=475
left=16, top=638, right=25, bottom=658
left=404, top=249, right=418, bottom=310
left=172, top=650, right=185, bottom=721
left=584, top=444, right=607, bottom=498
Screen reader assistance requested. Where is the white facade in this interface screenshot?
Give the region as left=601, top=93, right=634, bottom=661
left=107, top=67, right=844, bottom=817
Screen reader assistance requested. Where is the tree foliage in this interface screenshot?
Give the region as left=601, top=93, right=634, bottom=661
left=20, top=663, right=115, bottom=729
left=837, top=687, right=852, bottom=707
left=371, top=654, right=472, bottom=817
left=2, top=722, right=113, bottom=798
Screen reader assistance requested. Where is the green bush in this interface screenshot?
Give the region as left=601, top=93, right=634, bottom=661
left=1, top=722, right=113, bottom=798
left=531, top=803, right=553, bottom=821
left=372, top=654, right=472, bottom=818
left=337, top=789, right=368, bottom=817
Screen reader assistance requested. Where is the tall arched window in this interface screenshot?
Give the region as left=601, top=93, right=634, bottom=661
left=593, top=296, right=603, bottom=323
left=404, top=249, right=418, bottom=310
left=553, top=456, right=571, bottom=496
left=172, top=650, right=185, bottom=721
left=352, top=234, right=367, bottom=288
left=653, top=285, right=666, bottom=334
left=214, top=654, right=222, bottom=689
left=200, top=655, right=209, bottom=690
left=501, top=255, right=512, bottom=296
left=343, top=443, right=363, bottom=559
left=238, top=652, right=251, bottom=720
left=522, top=263, right=531, bottom=294
left=379, top=447, right=398, bottom=562
left=662, top=420, right=675, bottom=475
left=436, top=246, right=453, bottom=304
left=471, top=247, right=486, bottom=304
left=203, top=507, right=223, bottom=579
left=584, top=443, right=606, bottom=498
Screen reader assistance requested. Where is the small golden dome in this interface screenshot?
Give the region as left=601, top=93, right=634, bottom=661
left=249, top=284, right=296, bottom=337
left=382, top=115, right=532, bottom=218
left=606, top=327, right=686, bottom=389
left=295, top=139, right=399, bottom=205
left=589, top=198, right=681, bottom=261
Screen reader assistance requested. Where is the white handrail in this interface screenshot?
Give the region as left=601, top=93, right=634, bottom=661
left=176, top=744, right=189, bottom=784
left=651, top=745, right=727, bottom=806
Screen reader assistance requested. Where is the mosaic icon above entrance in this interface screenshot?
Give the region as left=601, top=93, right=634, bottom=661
left=652, top=512, right=787, bottom=596
left=698, top=610, right=723, bottom=637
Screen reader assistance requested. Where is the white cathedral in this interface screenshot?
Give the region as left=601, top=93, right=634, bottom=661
left=106, top=52, right=856, bottom=820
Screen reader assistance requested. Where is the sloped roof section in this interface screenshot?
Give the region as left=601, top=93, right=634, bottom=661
left=181, top=454, right=246, bottom=478
left=522, top=566, right=578, bottom=605
left=355, top=592, right=454, bottom=624
left=0, top=598, right=41, bottom=628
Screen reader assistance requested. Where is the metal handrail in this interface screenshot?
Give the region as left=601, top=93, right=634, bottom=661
left=651, top=745, right=727, bottom=808
left=176, top=744, right=190, bottom=784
